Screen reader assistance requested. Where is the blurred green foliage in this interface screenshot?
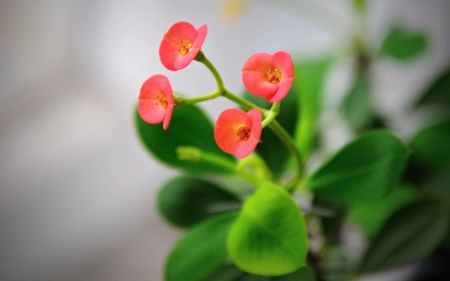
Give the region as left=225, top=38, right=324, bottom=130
left=135, top=1, right=450, bottom=280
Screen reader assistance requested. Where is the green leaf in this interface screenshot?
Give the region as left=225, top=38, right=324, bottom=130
left=242, top=88, right=299, bottom=179
left=421, top=168, right=450, bottom=201
left=294, top=57, right=334, bottom=159
left=416, top=66, right=450, bottom=109
left=272, top=266, right=316, bottom=281
left=308, top=130, right=411, bottom=203
left=157, top=176, right=240, bottom=228
left=165, top=212, right=238, bottom=281
left=358, top=198, right=450, bottom=274
left=411, top=120, right=450, bottom=167
left=340, top=73, right=374, bottom=130
left=205, top=264, right=316, bottom=281
left=227, top=182, right=308, bottom=276
left=135, top=104, right=236, bottom=174
left=348, top=185, right=416, bottom=237
left=237, top=275, right=270, bottom=281
left=203, top=264, right=245, bottom=281
left=380, top=25, right=428, bottom=60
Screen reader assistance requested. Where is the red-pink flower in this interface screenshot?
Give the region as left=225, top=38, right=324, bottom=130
left=138, top=74, right=174, bottom=130
left=159, top=21, right=208, bottom=71
left=242, top=51, right=294, bottom=103
left=214, top=108, right=262, bottom=158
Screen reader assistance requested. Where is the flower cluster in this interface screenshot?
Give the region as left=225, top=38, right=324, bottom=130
left=138, top=21, right=294, bottom=158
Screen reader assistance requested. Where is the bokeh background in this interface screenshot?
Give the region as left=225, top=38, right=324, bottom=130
left=1, top=0, right=449, bottom=280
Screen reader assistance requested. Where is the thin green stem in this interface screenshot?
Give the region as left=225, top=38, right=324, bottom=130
left=193, top=51, right=304, bottom=190
left=202, top=152, right=259, bottom=187
left=174, top=90, right=221, bottom=107
left=222, top=89, right=266, bottom=113
left=177, top=146, right=259, bottom=186
left=195, top=50, right=225, bottom=92
left=268, top=120, right=304, bottom=192
left=262, top=102, right=280, bottom=128
left=221, top=91, right=304, bottom=191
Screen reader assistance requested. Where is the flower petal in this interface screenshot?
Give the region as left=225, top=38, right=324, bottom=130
left=242, top=51, right=295, bottom=102
left=271, top=51, right=294, bottom=79
left=242, top=52, right=278, bottom=98
left=235, top=137, right=259, bottom=158
left=214, top=108, right=251, bottom=155
left=235, top=109, right=261, bottom=158
left=242, top=69, right=279, bottom=98
left=138, top=75, right=174, bottom=128
left=163, top=104, right=174, bottom=130
left=159, top=22, right=208, bottom=71
left=266, top=77, right=294, bottom=103
left=193, top=24, right=208, bottom=50
left=242, top=52, right=272, bottom=72
left=248, top=108, right=262, bottom=141
left=165, top=21, right=197, bottom=43
left=138, top=98, right=166, bottom=124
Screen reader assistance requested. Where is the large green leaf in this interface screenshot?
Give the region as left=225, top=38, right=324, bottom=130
left=307, top=130, right=411, bottom=203
left=242, top=88, right=299, bottom=179
left=416, top=66, right=450, bottom=109
left=165, top=212, right=237, bottom=281
left=422, top=169, right=450, bottom=201
left=237, top=275, right=270, bottom=281
left=294, top=57, right=334, bottom=159
left=411, top=120, right=450, bottom=167
left=135, top=104, right=236, bottom=174
left=380, top=25, right=428, bottom=60
left=157, top=176, right=240, bottom=228
left=205, top=263, right=316, bottom=281
left=340, top=73, right=374, bottom=130
left=203, top=264, right=245, bottom=281
left=348, top=184, right=416, bottom=237
left=358, top=198, right=450, bottom=274
left=271, top=266, right=316, bottom=281
left=227, top=181, right=308, bottom=276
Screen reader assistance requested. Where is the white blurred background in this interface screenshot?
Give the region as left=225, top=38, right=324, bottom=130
left=0, top=1, right=449, bottom=280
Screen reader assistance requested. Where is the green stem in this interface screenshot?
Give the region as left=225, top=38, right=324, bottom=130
left=177, top=146, right=259, bottom=186
left=222, top=89, right=266, bottom=113
left=221, top=91, right=304, bottom=191
left=268, top=120, right=304, bottom=192
left=195, top=51, right=266, bottom=113
left=174, top=90, right=221, bottom=107
left=262, top=101, right=280, bottom=128
left=195, top=50, right=225, bottom=92
left=194, top=51, right=304, bottom=190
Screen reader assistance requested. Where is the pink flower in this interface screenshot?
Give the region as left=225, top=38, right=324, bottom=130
left=242, top=51, right=294, bottom=103
left=214, top=108, right=262, bottom=158
left=159, top=21, right=208, bottom=71
left=138, top=75, right=174, bottom=130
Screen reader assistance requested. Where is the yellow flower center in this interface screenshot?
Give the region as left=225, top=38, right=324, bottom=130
left=157, top=93, right=168, bottom=109
left=266, top=68, right=282, bottom=84
left=237, top=126, right=252, bottom=141
left=179, top=41, right=193, bottom=56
